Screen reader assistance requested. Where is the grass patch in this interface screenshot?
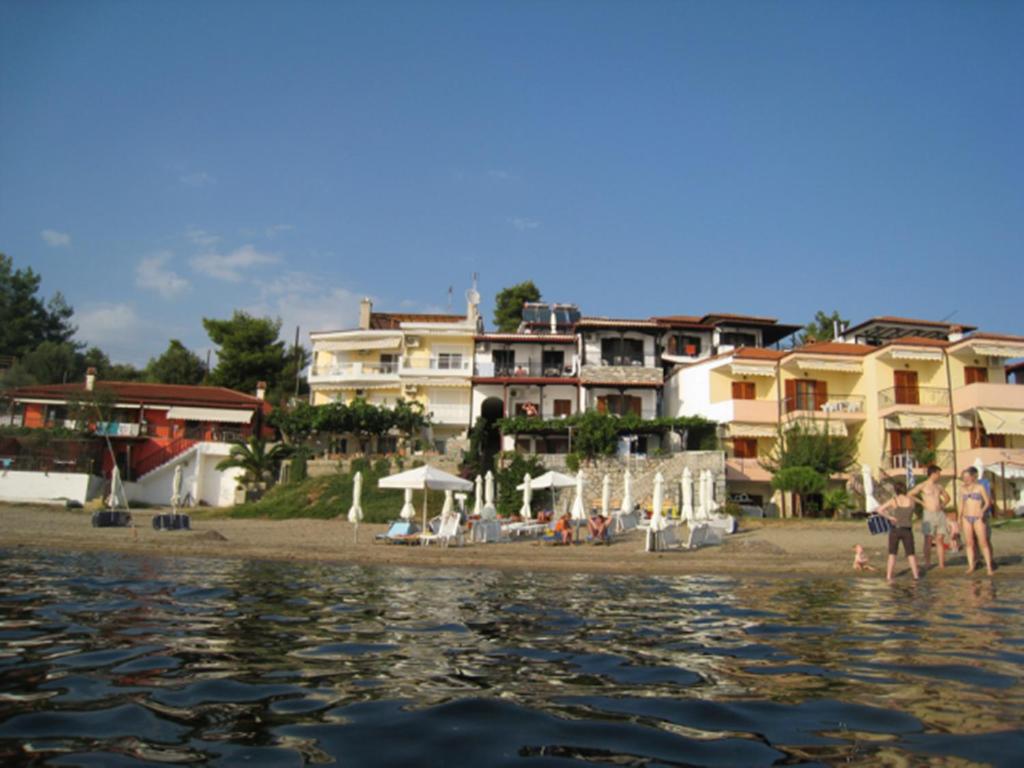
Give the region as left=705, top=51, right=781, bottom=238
left=993, top=518, right=1024, bottom=531
left=230, top=469, right=449, bottom=523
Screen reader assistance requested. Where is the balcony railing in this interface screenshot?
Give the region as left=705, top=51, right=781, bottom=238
left=95, top=421, right=142, bottom=437
left=402, top=357, right=471, bottom=373
left=428, top=404, right=470, bottom=424
left=784, top=393, right=865, bottom=415
left=882, top=450, right=954, bottom=470
left=599, top=356, right=648, bottom=367
left=878, top=386, right=950, bottom=409
left=311, top=361, right=399, bottom=377
left=474, top=361, right=575, bottom=378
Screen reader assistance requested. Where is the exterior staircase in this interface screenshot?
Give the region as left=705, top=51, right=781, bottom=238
left=134, top=437, right=197, bottom=480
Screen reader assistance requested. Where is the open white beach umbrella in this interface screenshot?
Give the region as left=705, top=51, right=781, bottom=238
left=571, top=470, right=587, bottom=522
left=520, top=470, right=576, bottom=512
left=621, top=469, right=633, bottom=514
left=348, top=470, right=364, bottom=541
left=399, top=488, right=416, bottom=521
left=378, top=464, right=473, bottom=532
left=482, top=470, right=497, bottom=520
left=473, top=475, right=483, bottom=517
left=519, top=474, right=533, bottom=519
left=650, top=472, right=666, bottom=531
left=601, top=474, right=611, bottom=517
left=681, top=467, right=694, bottom=522
left=171, top=464, right=183, bottom=512
left=862, top=464, right=879, bottom=513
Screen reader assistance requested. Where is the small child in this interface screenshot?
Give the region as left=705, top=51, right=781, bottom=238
left=853, top=544, right=877, bottom=572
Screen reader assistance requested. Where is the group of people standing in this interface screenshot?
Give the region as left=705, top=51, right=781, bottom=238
left=877, top=465, right=995, bottom=582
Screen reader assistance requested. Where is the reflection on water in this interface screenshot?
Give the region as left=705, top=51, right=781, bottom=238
left=0, top=549, right=1022, bottom=766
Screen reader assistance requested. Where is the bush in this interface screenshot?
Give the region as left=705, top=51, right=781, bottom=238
left=495, top=452, right=547, bottom=517
left=372, top=458, right=391, bottom=476
left=291, top=450, right=308, bottom=483
left=350, top=457, right=371, bottom=474
left=565, top=452, right=581, bottom=473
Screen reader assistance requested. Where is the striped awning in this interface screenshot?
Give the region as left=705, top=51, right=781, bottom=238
left=795, top=359, right=862, bottom=373
left=730, top=363, right=776, bottom=377
left=318, top=336, right=402, bottom=352
left=889, top=348, right=943, bottom=362
left=884, top=413, right=950, bottom=431
left=977, top=408, right=1024, bottom=436
left=786, top=419, right=848, bottom=436
left=727, top=423, right=778, bottom=438
left=970, top=343, right=1024, bottom=359
left=166, top=406, right=253, bottom=424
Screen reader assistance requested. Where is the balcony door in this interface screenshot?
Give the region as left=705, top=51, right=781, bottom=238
left=493, top=349, right=514, bottom=376
left=894, top=370, right=919, bottom=405
left=784, top=379, right=827, bottom=412
left=732, top=381, right=755, bottom=400
left=964, top=366, right=988, bottom=385
left=596, top=394, right=642, bottom=417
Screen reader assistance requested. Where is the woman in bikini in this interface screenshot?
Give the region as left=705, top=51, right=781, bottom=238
left=960, top=467, right=994, bottom=576
left=878, top=481, right=920, bottom=583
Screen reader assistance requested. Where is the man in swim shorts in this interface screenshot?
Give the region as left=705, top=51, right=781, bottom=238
left=908, top=464, right=950, bottom=569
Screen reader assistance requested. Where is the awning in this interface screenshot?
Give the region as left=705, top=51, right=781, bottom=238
left=319, top=337, right=402, bottom=352
left=889, top=348, right=943, bottom=362
left=970, top=343, right=1024, bottom=359
left=728, top=423, right=778, bottom=438
left=795, top=359, right=862, bottom=373
left=166, top=406, right=254, bottom=424
left=884, top=413, right=950, bottom=431
left=985, top=462, right=1024, bottom=479
left=977, top=408, right=1024, bottom=436
left=730, top=363, right=776, bottom=377
left=786, top=419, right=848, bottom=436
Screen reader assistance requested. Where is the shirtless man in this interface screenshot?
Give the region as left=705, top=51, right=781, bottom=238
left=960, top=467, right=994, bottom=576
left=908, top=464, right=950, bottom=569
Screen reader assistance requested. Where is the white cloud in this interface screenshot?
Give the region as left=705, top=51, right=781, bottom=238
left=248, top=271, right=364, bottom=338
left=41, top=229, right=71, bottom=247
left=508, top=217, right=540, bottom=231
left=180, top=171, right=215, bottom=187
left=184, top=227, right=221, bottom=248
left=265, top=223, right=294, bottom=238
left=135, top=251, right=190, bottom=299
left=75, top=303, right=153, bottom=364
left=190, top=244, right=279, bottom=282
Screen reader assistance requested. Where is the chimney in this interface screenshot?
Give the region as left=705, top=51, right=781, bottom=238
left=256, top=381, right=267, bottom=401
left=550, top=304, right=557, bottom=333
left=85, top=367, right=96, bottom=392
left=359, top=297, right=373, bottom=330
left=948, top=325, right=964, bottom=343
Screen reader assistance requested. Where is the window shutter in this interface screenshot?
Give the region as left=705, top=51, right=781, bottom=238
left=815, top=380, right=828, bottom=411
left=784, top=379, right=796, bottom=412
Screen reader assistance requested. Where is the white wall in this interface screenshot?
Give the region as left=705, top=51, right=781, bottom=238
left=126, top=442, right=244, bottom=508
left=0, top=471, right=104, bottom=505
left=664, top=358, right=729, bottom=418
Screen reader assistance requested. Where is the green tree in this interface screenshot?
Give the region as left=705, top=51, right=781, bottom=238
left=80, top=346, right=142, bottom=382
left=15, top=341, right=83, bottom=385
left=203, top=312, right=287, bottom=395
left=759, top=420, right=858, bottom=478
left=799, top=310, right=849, bottom=344
left=494, top=451, right=547, bottom=517
left=493, top=281, right=541, bottom=333
left=0, top=254, right=77, bottom=357
left=275, top=343, right=311, bottom=402
left=771, top=466, right=827, bottom=518
left=216, top=437, right=293, bottom=489
left=391, top=398, right=430, bottom=448
left=145, top=339, right=207, bottom=385
left=822, top=487, right=854, bottom=519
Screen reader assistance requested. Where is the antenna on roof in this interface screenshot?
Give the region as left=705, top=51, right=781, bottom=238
left=447, top=285, right=453, bottom=312
left=938, top=310, right=958, bottom=323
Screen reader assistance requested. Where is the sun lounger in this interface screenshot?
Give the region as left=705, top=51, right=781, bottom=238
left=470, top=519, right=502, bottom=543
left=375, top=520, right=422, bottom=544
left=420, top=514, right=463, bottom=547
left=645, top=522, right=682, bottom=552
left=502, top=521, right=548, bottom=538
left=611, top=511, right=638, bottom=533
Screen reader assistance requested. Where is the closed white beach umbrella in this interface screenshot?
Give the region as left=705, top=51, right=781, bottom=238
left=697, top=469, right=709, bottom=520
left=482, top=470, right=497, bottom=520
left=519, top=474, right=533, bottom=519
left=650, top=472, right=665, bottom=531
left=706, top=471, right=719, bottom=514
left=441, top=489, right=455, bottom=521
left=348, top=471, right=364, bottom=542
left=473, top=474, right=483, bottom=517
left=862, top=464, right=879, bottom=513
left=400, top=488, right=416, bottom=521
left=109, top=465, right=128, bottom=510
left=571, top=470, right=587, bottom=522
left=681, top=466, right=694, bottom=522
left=973, top=458, right=985, bottom=478
left=601, top=474, right=611, bottom=517
left=621, top=469, right=633, bottom=514
left=171, top=464, right=183, bottom=511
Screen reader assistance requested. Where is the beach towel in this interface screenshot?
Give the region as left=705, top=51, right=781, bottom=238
left=867, top=514, right=891, bottom=535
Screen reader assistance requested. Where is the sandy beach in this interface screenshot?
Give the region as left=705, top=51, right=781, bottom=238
left=2, top=503, right=1022, bottom=578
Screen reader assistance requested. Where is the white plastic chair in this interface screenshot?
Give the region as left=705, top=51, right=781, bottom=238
left=421, top=514, right=464, bottom=548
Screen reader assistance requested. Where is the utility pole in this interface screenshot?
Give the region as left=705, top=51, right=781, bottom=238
left=293, top=325, right=302, bottom=398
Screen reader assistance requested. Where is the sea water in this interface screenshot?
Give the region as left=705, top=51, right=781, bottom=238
left=0, top=548, right=1022, bottom=766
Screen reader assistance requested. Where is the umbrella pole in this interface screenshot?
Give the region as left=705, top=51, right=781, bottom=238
left=422, top=489, right=428, bottom=537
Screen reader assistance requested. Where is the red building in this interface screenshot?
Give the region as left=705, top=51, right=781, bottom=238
left=3, top=369, right=274, bottom=481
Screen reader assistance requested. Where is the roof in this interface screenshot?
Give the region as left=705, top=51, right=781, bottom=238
left=700, top=312, right=780, bottom=325
left=787, top=342, right=874, bottom=358
left=844, top=316, right=977, bottom=340
left=6, top=381, right=267, bottom=410
left=956, top=332, right=1024, bottom=344
left=370, top=312, right=467, bottom=329
left=883, top=336, right=950, bottom=348
left=576, top=317, right=662, bottom=330
left=475, top=334, right=576, bottom=343
left=733, top=347, right=786, bottom=361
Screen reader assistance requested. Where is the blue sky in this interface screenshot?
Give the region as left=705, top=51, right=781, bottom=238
left=2, top=0, right=1021, bottom=365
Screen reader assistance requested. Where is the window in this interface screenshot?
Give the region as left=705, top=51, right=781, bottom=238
left=379, top=354, right=398, bottom=373
left=436, top=353, right=463, bottom=370
left=970, top=427, right=1005, bottom=449
left=731, top=381, right=756, bottom=400
left=515, top=402, right=540, bottom=417
left=596, top=394, right=643, bottom=416
left=889, top=430, right=935, bottom=455
left=720, top=331, right=757, bottom=348
left=493, top=349, right=514, bottom=376
left=541, top=350, right=565, bottom=375
left=553, top=399, right=573, bottom=417
left=893, top=370, right=919, bottom=405
left=600, top=338, right=645, bottom=366
left=784, top=379, right=827, bottom=412
left=965, top=366, right=988, bottom=385
left=668, top=335, right=702, bottom=356
left=732, top=438, right=758, bottom=459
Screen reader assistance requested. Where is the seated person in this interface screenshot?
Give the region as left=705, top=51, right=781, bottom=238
left=588, top=510, right=610, bottom=542
left=554, top=511, right=573, bottom=545
left=536, top=510, right=553, bottom=524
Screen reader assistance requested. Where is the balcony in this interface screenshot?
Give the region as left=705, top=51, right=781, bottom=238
left=957, top=446, right=1024, bottom=471
left=882, top=450, right=954, bottom=472
left=95, top=421, right=142, bottom=437
left=428, top=403, right=471, bottom=425
left=952, top=382, right=1024, bottom=414
left=474, top=361, right=576, bottom=379
left=308, top=361, right=401, bottom=386
left=725, top=457, right=773, bottom=483
left=878, top=386, right=949, bottom=416
left=401, top=357, right=472, bottom=377
left=707, top=398, right=779, bottom=424
left=783, top=393, right=865, bottom=420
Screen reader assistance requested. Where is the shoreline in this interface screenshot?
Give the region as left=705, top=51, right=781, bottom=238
left=2, top=504, right=1022, bottom=579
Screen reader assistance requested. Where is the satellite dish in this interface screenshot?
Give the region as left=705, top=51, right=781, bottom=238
left=466, top=289, right=480, bottom=305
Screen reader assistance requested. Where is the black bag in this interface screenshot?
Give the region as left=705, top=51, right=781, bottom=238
left=867, top=514, right=891, bottom=535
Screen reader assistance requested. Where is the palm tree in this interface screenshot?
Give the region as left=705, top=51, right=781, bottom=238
left=216, top=437, right=292, bottom=489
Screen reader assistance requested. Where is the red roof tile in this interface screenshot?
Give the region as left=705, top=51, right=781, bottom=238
left=7, top=381, right=267, bottom=410
left=883, top=336, right=950, bottom=348
left=734, top=347, right=786, bottom=360
left=788, top=342, right=874, bottom=357
left=370, top=312, right=466, bottom=329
